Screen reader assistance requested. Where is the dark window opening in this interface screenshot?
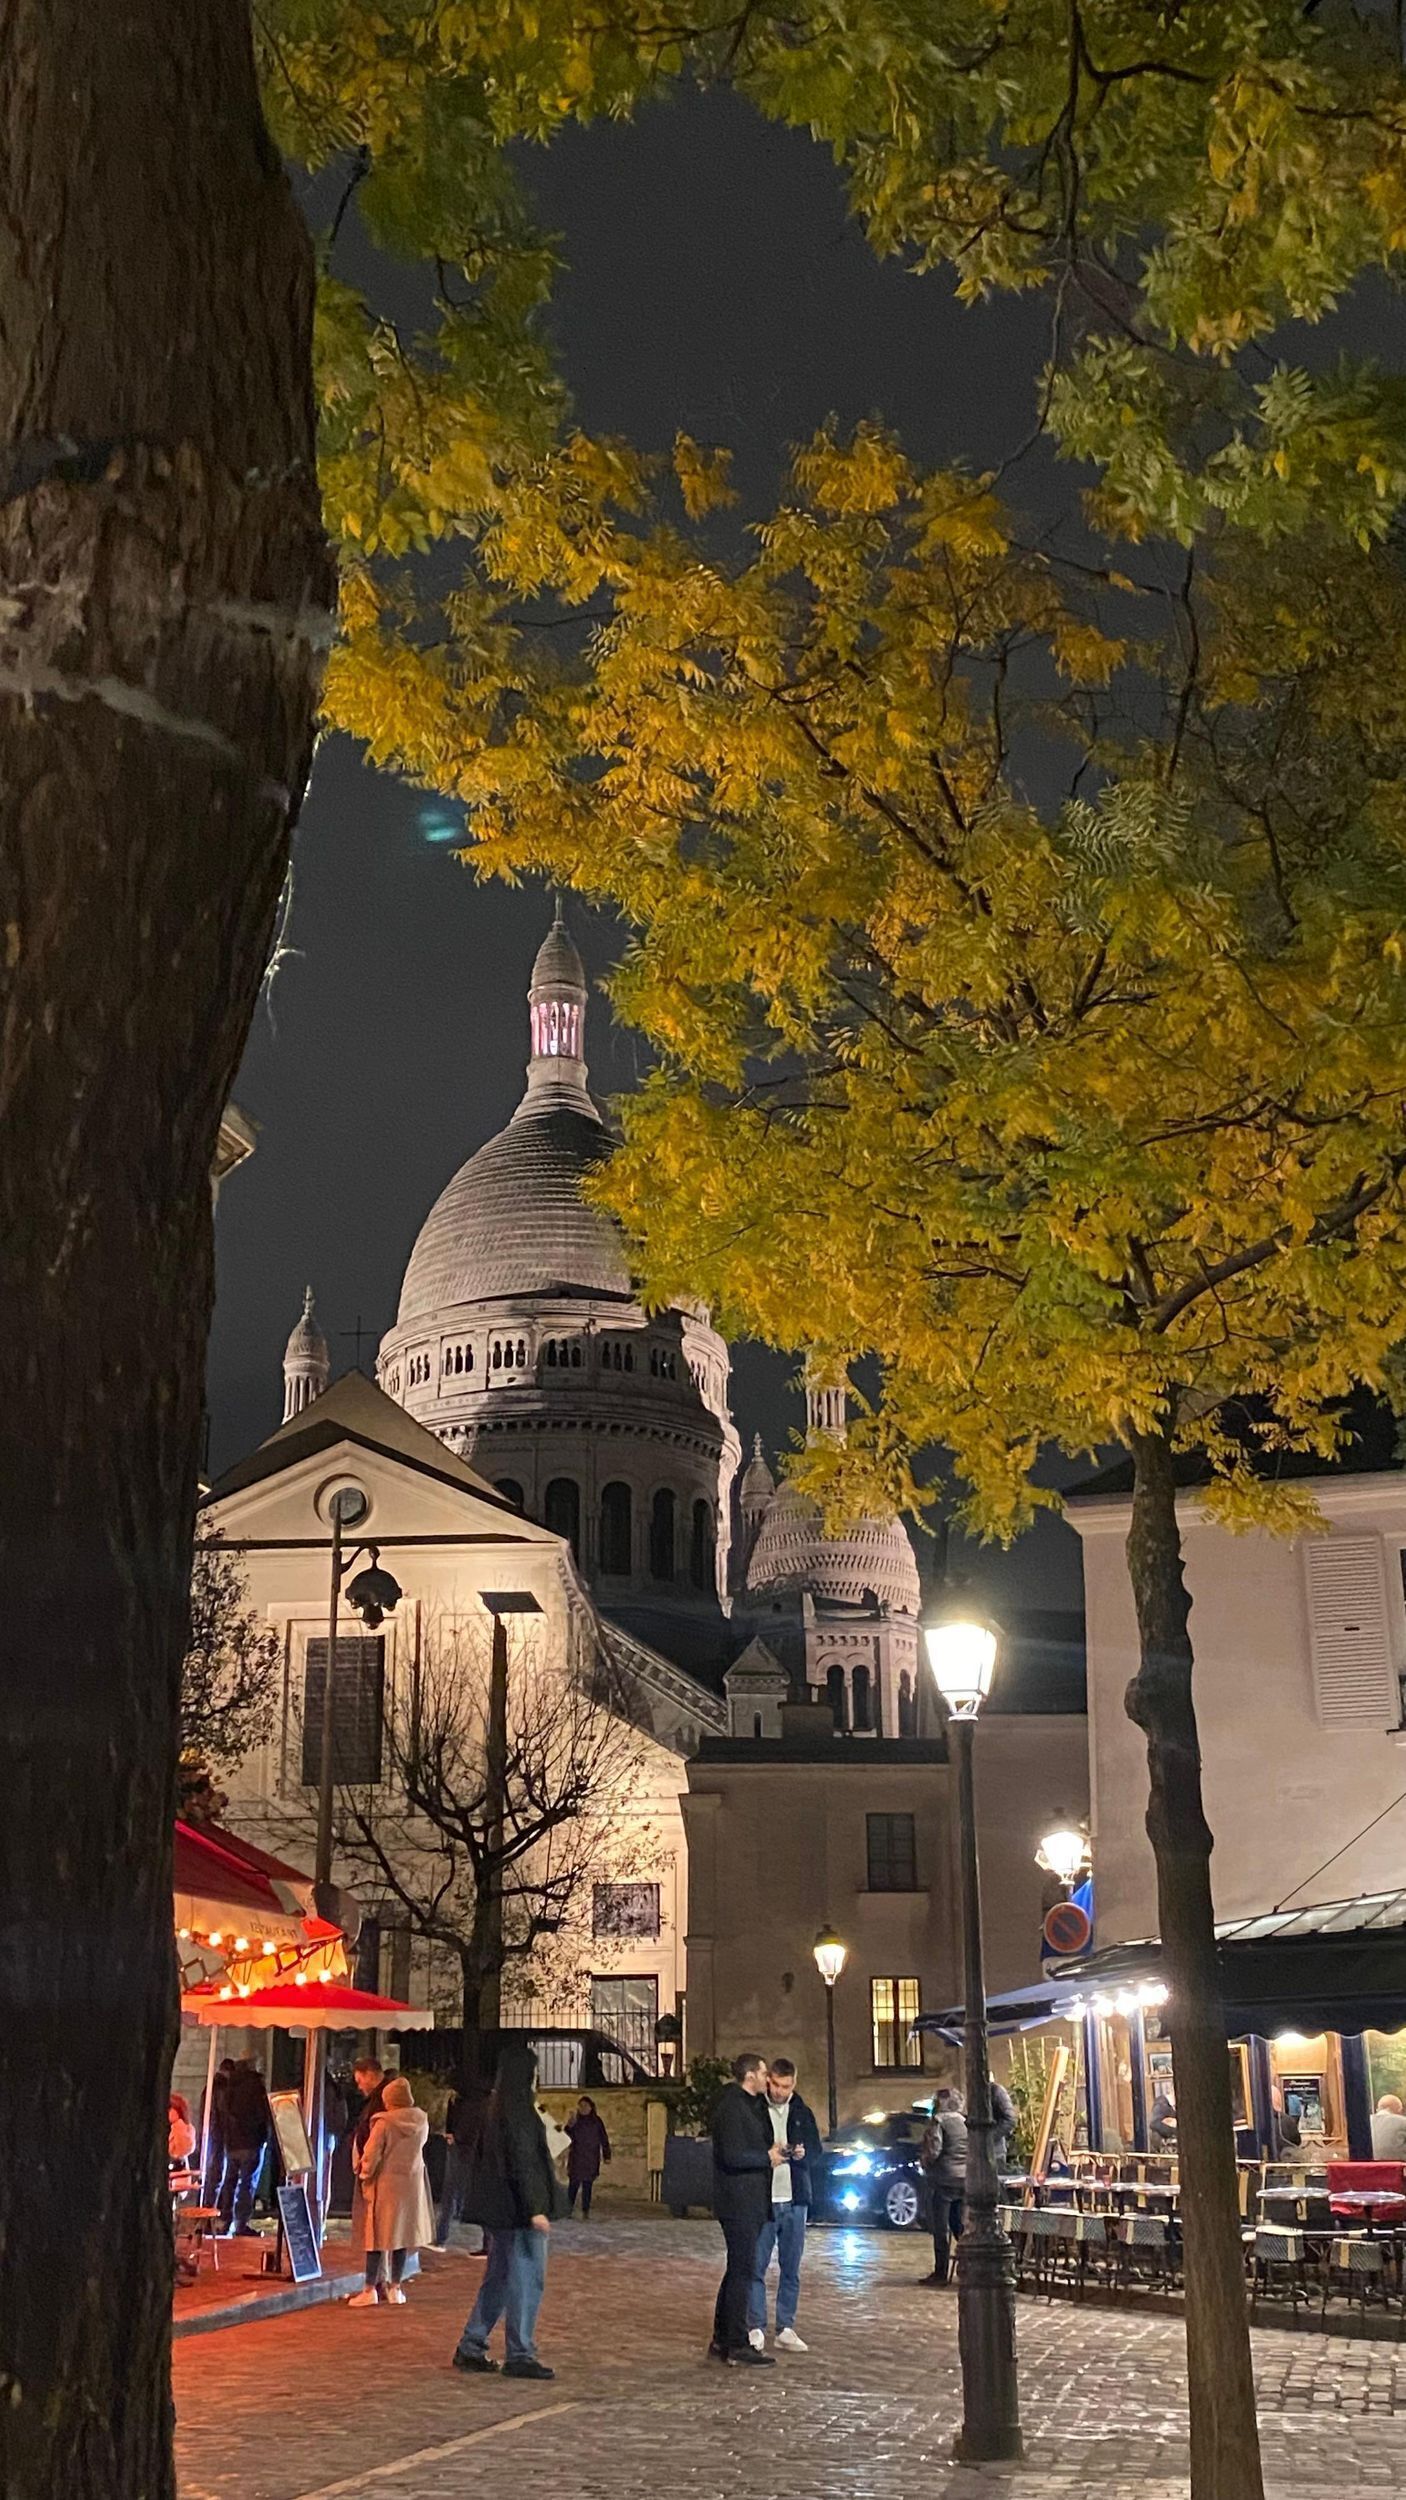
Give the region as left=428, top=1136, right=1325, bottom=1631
left=302, top=1636, right=385, bottom=1786
left=600, top=1480, right=633, bottom=1576
left=867, top=1812, right=918, bottom=1893
left=545, top=1476, right=581, bottom=1560
left=649, top=1487, right=676, bottom=1582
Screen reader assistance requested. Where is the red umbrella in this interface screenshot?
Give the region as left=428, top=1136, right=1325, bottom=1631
left=181, top=1979, right=433, bottom=2031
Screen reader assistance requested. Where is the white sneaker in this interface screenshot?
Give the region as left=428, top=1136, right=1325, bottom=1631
left=775, top=2328, right=808, bottom=2352
left=747, top=2327, right=765, bottom=2351
left=347, top=2287, right=380, bottom=2308
left=384, top=2286, right=407, bottom=2306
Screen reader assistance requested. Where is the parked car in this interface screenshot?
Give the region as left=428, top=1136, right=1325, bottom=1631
left=815, top=2112, right=927, bottom=2231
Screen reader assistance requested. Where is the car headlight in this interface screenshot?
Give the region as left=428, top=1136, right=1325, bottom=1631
left=840, top=2190, right=863, bottom=2211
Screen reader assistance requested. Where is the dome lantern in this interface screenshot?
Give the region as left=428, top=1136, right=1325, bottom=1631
left=521, top=897, right=592, bottom=1115
left=283, top=1286, right=331, bottom=1422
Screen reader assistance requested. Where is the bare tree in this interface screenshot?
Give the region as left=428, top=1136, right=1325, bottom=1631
left=178, top=1537, right=281, bottom=1815
left=332, top=1612, right=660, bottom=2032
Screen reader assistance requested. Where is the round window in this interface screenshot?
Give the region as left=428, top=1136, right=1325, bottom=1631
left=317, top=1477, right=369, bottom=1528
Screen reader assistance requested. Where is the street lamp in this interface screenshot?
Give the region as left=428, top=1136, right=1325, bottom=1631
left=925, top=1603, right=1023, bottom=2466
left=813, top=1925, right=847, bottom=2134
left=1036, top=1822, right=1090, bottom=1892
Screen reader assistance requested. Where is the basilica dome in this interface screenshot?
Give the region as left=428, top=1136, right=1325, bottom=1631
left=745, top=1476, right=921, bottom=1617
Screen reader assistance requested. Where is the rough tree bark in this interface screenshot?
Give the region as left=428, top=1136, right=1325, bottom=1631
left=1125, top=1423, right=1265, bottom=2500
left=0, top=10, right=330, bottom=2497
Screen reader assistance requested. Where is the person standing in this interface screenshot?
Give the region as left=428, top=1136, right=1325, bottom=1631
left=990, top=2079, right=1017, bottom=2172
left=201, top=2056, right=235, bottom=2205
left=710, top=2053, right=783, bottom=2366
left=348, top=2077, right=436, bottom=2307
left=217, top=2058, right=274, bottom=2238
left=349, top=2054, right=389, bottom=2264
left=747, top=2056, right=823, bottom=2353
left=452, top=2038, right=564, bottom=2381
left=1149, top=2078, right=1177, bottom=2152
left=565, top=2096, right=611, bottom=2218
left=434, top=2055, right=489, bottom=2252
left=920, top=2087, right=968, bottom=2288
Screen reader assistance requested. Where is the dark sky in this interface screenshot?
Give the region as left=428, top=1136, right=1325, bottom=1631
left=209, top=86, right=1100, bottom=1610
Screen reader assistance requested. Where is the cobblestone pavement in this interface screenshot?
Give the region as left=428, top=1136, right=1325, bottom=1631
left=173, top=2218, right=1406, bottom=2500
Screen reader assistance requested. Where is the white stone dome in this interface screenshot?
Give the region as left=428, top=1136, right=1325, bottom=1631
left=395, top=1105, right=629, bottom=1322
left=745, top=1477, right=921, bottom=1615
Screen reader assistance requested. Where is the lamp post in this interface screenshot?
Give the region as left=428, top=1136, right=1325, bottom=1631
left=925, top=1605, right=1023, bottom=2467
left=476, top=1591, right=544, bottom=2029
left=813, top=1925, right=847, bottom=2134
left=1036, top=1822, right=1089, bottom=1895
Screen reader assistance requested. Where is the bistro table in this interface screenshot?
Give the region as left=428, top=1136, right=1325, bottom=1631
left=1327, top=2189, right=1406, bottom=2231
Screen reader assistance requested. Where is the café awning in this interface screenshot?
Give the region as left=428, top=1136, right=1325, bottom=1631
left=181, top=1980, right=434, bottom=2032
left=916, top=1979, right=1090, bottom=2043
left=173, top=1820, right=312, bottom=1946
left=1049, top=1891, right=1406, bottom=2038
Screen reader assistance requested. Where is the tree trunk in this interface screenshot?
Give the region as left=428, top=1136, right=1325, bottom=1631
left=1124, top=1424, right=1265, bottom=2500
left=0, top=10, right=329, bottom=2497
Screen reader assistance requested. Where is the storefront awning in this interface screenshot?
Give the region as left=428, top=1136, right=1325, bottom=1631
left=181, top=1980, right=434, bottom=2032
left=173, top=1820, right=311, bottom=1945
left=916, top=1979, right=1091, bottom=2042
left=1050, top=1892, right=1406, bottom=2037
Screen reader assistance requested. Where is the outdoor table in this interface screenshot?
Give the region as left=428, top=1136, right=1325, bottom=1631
left=1327, top=2190, right=1406, bottom=2232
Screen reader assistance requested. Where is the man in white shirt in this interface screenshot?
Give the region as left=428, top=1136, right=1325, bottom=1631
left=746, top=2057, right=823, bottom=2353
left=1370, top=2093, right=1406, bottom=2160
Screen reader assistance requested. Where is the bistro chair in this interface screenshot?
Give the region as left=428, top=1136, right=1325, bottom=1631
left=1114, top=2211, right=1174, bottom=2294
left=1321, top=2234, right=1389, bottom=2323
left=1249, top=2225, right=1315, bottom=2314
left=173, top=2200, right=222, bottom=2275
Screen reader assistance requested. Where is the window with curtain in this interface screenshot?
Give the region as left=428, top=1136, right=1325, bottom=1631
left=600, top=1480, right=633, bottom=1576
left=301, top=1636, right=385, bottom=1786
left=649, top=1487, right=676, bottom=1581
left=870, top=1976, right=923, bottom=2071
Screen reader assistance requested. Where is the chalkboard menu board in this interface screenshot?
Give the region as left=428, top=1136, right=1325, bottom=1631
left=277, top=2182, right=323, bottom=2284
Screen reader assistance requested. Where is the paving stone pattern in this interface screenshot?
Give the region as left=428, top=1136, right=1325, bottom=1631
left=173, top=2218, right=1406, bottom=2500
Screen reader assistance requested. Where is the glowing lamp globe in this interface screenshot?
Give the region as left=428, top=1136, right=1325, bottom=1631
left=1037, top=1825, right=1088, bottom=1888
left=813, top=1926, right=847, bottom=1987
left=924, top=1615, right=998, bottom=1718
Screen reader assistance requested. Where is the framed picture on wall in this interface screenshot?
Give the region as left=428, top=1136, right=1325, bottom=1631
left=1228, top=2043, right=1251, bottom=2131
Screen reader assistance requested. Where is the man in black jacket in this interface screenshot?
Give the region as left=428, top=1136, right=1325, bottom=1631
left=217, top=2059, right=274, bottom=2237
left=710, top=2053, right=784, bottom=2365
left=747, top=2057, right=825, bottom=2351
left=452, top=2038, right=565, bottom=2381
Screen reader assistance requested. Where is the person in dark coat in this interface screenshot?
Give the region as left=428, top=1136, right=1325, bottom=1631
left=435, top=2050, right=490, bottom=2252
left=565, top=2096, right=612, bottom=2218
left=452, top=2039, right=565, bottom=2380
left=217, top=2059, right=274, bottom=2237
left=990, top=2080, right=1017, bottom=2171
left=920, top=2088, right=968, bottom=2287
left=202, top=2057, right=236, bottom=2205
left=710, top=2053, right=783, bottom=2365
left=746, top=2057, right=824, bottom=2350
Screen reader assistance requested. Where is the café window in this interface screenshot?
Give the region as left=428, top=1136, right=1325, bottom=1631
left=871, top=1976, right=923, bottom=2072
left=301, top=1636, right=385, bottom=1786
left=592, top=1881, right=661, bottom=1940
left=866, top=1812, right=918, bottom=1893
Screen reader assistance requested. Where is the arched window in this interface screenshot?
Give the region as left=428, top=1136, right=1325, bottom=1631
left=600, top=1481, right=633, bottom=1577
left=825, top=1663, right=848, bottom=1730
left=495, top=1478, right=524, bottom=1510
left=545, top=1476, right=581, bottom=1560
left=852, top=1662, right=872, bottom=1733
left=898, top=1670, right=917, bottom=1736
left=689, top=1497, right=714, bottom=1593
left=649, top=1487, right=676, bottom=1582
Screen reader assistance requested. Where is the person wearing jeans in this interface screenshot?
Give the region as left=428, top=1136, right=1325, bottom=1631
left=454, top=2226, right=548, bottom=2367
left=747, top=2056, right=824, bottom=2353
left=451, top=2039, right=564, bottom=2381
left=921, top=2088, right=968, bottom=2287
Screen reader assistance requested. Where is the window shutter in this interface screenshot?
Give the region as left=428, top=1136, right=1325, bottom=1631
left=1302, top=1538, right=1397, bottom=1728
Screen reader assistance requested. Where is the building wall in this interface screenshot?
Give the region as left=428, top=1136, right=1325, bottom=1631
left=1073, top=1476, right=1406, bottom=1948
left=683, top=1717, right=1087, bottom=2128
left=207, top=1448, right=691, bottom=2039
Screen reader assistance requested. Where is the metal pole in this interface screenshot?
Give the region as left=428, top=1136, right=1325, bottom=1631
left=197, top=2022, right=219, bottom=2201
left=950, top=1714, right=1023, bottom=2464
left=825, top=1979, right=838, bottom=2135
left=478, top=1608, right=509, bottom=2031
left=314, top=1503, right=343, bottom=1888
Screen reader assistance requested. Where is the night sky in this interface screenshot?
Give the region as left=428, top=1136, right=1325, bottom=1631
left=209, top=86, right=1107, bottom=1608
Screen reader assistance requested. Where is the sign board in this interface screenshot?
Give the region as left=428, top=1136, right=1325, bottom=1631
left=1043, top=1899, right=1092, bottom=1956
left=277, top=2182, right=323, bottom=2284
left=1279, top=2071, right=1327, bottom=2137
left=270, top=2089, right=315, bottom=2179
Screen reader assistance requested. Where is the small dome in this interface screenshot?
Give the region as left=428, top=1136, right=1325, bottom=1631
left=745, top=1476, right=920, bottom=1616
left=285, top=1286, right=329, bottom=1367
left=741, top=1434, right=776, bottom=1504
left=395, top=1105, right=631, bottom=1321
left=531, top=900, right=586, bottom=995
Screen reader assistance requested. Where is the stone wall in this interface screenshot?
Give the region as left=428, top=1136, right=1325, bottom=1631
left=538, top=2084, right=674, bottom=2199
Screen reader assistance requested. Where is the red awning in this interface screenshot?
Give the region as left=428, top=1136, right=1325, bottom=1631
left=173, top=1820, right=313, bottom=1946
left=181, top=1980, right=433, bottom=2033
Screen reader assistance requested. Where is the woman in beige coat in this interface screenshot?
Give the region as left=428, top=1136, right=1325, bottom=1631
left=348, top=2077, right=435, bottom=2307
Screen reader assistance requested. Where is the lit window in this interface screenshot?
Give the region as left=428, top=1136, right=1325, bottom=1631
left=871, top=1977, right=923, bottom=2071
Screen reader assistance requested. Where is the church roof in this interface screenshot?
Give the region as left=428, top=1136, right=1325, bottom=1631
left=530, top=901, right=587, bottom=995
left=204, top=1369, right=520, bottom=1513
left=284, top=1285, right=329, bottom=1366
left=395, top=1104, right=631, bottom=1322
left=744, top=1476, right=921, bottom=1617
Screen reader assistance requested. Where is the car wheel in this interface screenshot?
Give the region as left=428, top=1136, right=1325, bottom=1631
left=882, top=2176, right=921, bottom=2230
